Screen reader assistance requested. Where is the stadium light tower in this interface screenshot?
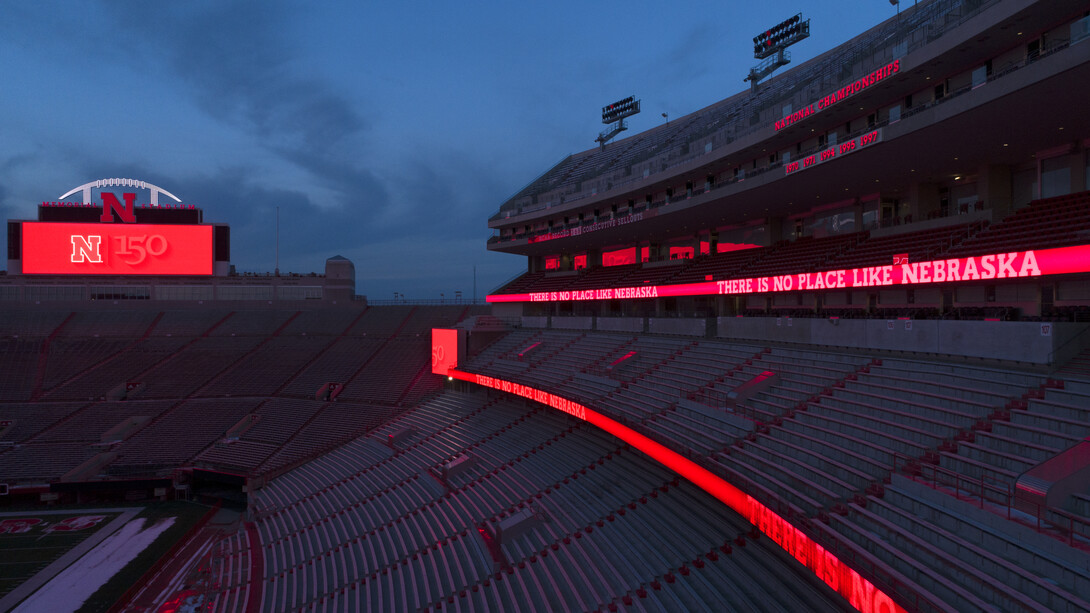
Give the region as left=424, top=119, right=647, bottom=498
left=595, top=95, right=640, bottom=148
left=745, top=13, right=810, bottom=92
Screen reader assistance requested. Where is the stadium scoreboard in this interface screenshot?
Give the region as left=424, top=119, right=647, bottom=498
left=7, top=179, right=229, bottom=276
left=21, top=222, right=214, bottom=275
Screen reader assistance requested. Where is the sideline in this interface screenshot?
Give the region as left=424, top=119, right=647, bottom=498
left=0, top=507, right=141, bottom=612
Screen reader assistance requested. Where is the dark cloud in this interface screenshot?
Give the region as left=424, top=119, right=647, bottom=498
left=0, top=2, right=553, bottom=296
left=99, top=1, right=379, bottom=207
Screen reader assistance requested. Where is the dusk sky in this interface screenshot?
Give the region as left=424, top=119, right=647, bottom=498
left=0, top=1, right=899, bottom=300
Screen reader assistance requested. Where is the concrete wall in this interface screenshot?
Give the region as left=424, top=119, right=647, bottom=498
left=491, top=302, right=524, bottom=320
left=521, top=316, right=548, bottom=328
left=649, top=318, right=706, bottom=337
left=520, top=312, right=1087, bottom=365
left=597, top=317, right=644, bottom=332
left=717, top=317, right=1085, bottom=364
left=552, top=316, right=593, bottom=330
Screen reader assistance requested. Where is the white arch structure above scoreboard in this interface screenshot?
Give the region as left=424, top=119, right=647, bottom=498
left=58, top=178, right=182, bottom=206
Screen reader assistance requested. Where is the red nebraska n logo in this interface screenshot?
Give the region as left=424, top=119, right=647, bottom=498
left=71, top=235, right=103, bottom=263
left=100, top=192, right=137, bottom=223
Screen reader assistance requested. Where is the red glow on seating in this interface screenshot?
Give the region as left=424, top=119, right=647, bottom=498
left=603, top=247, right=637, bottom=267
left=716, top=242, right=763, bottom=254
left=608, top=351, right=637, bottom=369
left=448, top=367, right=906, bottom=613
left=669, top=246, right=694, bottom=260
left=518, top=342, right=540, bottom=358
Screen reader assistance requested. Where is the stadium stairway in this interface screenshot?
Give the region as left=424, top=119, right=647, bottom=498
left=29, top=312, right=75, bottom=401
left=1055, top=347, right=1090, bottom=381
left=37, top=312, right=163, bottom=400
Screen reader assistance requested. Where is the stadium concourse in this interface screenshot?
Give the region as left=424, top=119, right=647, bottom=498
left=5, top=0, right=1090, bottom=612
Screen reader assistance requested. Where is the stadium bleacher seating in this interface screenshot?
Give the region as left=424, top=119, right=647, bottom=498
left=446, top=327, right=1090, bottom=611
left=228, top=392, right=848, bottom=611
left=5, top=1, right=1090, bottom=610
left=0, top=305, right=479, bottom=487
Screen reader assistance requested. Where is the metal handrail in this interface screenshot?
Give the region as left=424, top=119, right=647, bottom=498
left=893, top=451, right=1090, bottom=545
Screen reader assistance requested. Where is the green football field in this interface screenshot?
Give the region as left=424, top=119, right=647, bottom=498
left=0, top=511, right=121, bottom=600
left=0, top=502, right=211, bottom=612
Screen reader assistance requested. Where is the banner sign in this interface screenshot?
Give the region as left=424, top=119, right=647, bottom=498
left=488, top=244, right=1090, bottom=304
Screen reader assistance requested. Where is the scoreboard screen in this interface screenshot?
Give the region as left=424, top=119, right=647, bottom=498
left=21, top=222, right=214, bottom=276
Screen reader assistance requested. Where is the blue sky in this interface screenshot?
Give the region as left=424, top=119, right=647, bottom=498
left=0, top=1, right=900, bottom=299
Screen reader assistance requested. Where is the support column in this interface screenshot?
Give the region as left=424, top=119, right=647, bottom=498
left=1069, top=146, right=1086, bottom=194
left=767, top=216, right=785, bottom=243
left=978, top=164, right=1013, bottom=220
left=907, top=182, right=941, bottom=222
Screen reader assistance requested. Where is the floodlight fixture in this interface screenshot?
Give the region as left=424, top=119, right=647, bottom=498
left=753, top=13, right=810, bottom=59
left=596, top=95, right=641, bottom=147
left=601, top=96, right=640, bottom=124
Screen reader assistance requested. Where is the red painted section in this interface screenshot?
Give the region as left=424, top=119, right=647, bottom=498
left=447, top=367, right=909, bottom=613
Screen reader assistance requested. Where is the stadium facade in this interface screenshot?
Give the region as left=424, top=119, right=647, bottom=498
left=486, top=0, right=1090, bottom=348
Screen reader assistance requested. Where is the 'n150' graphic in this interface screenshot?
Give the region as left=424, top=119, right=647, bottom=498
left=22, top=221, right=213, bottom=275
left=71, top=234, right=168, bottom=265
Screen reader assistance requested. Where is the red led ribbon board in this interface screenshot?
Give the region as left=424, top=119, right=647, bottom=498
left=488, top=244, right=1090, bottom=304
left=21, top=222, right=213, bottom=275
left=447, top=367, right=906, bottom=613
left=431, top=328, right=460, bottom=375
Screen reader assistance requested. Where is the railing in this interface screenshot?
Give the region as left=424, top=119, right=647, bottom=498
left=811, top=522, right=949, bottom=613
left=688, top=387, right=773, bottom=425
left=1047, top=321, right=1090, bottom=365
left=893, top=452, right=1090, bottom=545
